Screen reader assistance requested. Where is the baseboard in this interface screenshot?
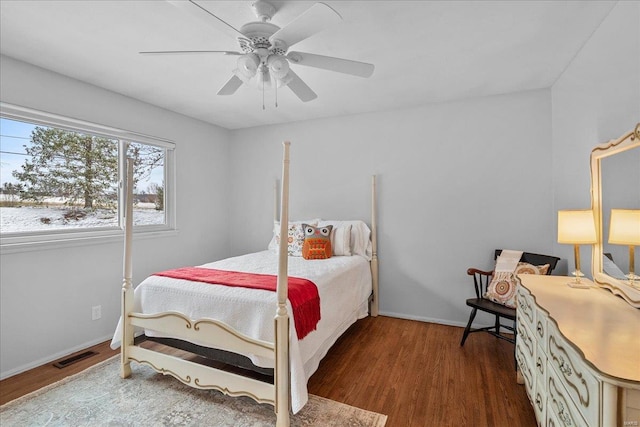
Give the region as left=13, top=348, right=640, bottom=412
left=378, top=310, right=496, bottom=330
left=0, top=334, right=113, bottom=380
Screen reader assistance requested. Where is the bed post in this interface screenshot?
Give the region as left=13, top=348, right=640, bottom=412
left=371, top=175, right=379, bottom=317
left=120, top=158, right=135, bottom=378
left=275, top=141, right=291, bottom=427
left=273, top=180, right=279, bottom=223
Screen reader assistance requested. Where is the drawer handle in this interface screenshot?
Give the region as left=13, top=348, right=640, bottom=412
left=557, top=402, right=573, bottom=426
left=536, top=321, right=543, bottom=336
left=535, top=394, right=542, bottom=410
left=536, top=357, right=543, bottom=374
left=558, top=356, right=573, bottom=377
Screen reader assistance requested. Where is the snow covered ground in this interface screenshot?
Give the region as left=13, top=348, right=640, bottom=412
left=0, top=205, right=164, bottom=233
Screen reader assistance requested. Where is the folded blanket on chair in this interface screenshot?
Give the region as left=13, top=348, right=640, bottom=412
left=153, top=267, right=321, bottom=339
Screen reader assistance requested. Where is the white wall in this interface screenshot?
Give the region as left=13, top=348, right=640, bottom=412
left=551, top=1, right=640, bottom=277
left=0, top=56, right=232, bottom=378
left=228, top=89, right=554, bottom=327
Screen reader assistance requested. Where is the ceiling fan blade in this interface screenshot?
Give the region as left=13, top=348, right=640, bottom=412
left=217, top=75, right=243, bottom=95
left=287, top=51, right=374, bottom=78
left=269, top=2, right=341, bottom=48
left=167, top=0, right=245, bottom=41
left=140, top=50, right=241, bottom=55
left=286, top=70, right=317, bottom=102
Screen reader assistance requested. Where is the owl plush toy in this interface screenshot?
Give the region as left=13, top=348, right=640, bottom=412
left=302, top=224, right=333, bottom=260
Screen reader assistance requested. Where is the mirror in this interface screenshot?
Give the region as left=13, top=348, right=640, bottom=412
left=590, top=123, right=640, bottom=308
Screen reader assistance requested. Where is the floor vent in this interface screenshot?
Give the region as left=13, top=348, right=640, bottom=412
left=52, top=350, right=98, bottom=369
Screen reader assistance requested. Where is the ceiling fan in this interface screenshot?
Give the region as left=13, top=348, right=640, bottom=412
left=141, top=0, right=374, bottom=105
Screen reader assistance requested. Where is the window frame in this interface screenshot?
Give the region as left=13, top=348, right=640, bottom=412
left=0, top=103, right=176, bottom=253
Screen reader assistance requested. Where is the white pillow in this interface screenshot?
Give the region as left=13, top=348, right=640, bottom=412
left=318, top=220, right=372, bottom=260
left=268, top=219, right=320, bottom=256
left=330, top=224, right=352, bottom=256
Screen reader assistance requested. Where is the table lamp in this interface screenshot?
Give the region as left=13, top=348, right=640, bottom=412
left=608, top=209, right=640, bottom=287
left=557, top=209, right=597, bottom=287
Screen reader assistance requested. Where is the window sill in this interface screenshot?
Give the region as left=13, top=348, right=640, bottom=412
left=0, top=228, right=178, bottom=255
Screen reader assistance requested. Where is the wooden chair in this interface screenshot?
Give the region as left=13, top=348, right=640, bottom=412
left=460, top=250, right=560, bottom=346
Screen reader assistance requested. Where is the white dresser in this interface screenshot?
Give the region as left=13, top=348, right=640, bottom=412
left=516, top=275, right=640, bottom=427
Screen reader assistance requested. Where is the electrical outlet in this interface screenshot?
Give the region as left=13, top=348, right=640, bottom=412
left=91, top=305, right=102, bottom=321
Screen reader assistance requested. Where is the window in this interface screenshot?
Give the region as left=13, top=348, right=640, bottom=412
left=0, top=103, right=175, bottom=250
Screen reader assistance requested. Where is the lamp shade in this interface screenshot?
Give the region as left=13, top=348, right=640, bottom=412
left=267, top=55, right=290, bottom=80
left=608, top=209, right=640, bottom=245
left=236, top=54, right=259, bottom=80
left=557, top=209, right=597, bottom=244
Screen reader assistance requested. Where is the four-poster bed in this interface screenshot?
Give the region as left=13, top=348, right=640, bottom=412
left=115, top=142, right=379, bottom=426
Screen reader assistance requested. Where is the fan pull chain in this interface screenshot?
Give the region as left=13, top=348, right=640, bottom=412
left=262, top=77, right=265, bottom=110
left=275, top=81, right=278, bottom=108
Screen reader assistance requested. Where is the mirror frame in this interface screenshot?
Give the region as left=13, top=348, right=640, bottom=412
left=590, top=123, right=640, bottom=308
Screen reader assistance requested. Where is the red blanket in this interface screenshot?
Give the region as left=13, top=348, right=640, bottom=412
left=152, top=267, right=321, bottom=340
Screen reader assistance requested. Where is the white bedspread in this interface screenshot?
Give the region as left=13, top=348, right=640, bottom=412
left=111, top=250, right=372, bottom=413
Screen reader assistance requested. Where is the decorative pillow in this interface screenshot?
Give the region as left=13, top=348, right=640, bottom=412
left=268, top=219, right=319, bottom=256
left=515, top=262, right=550, bottom=275
left=318, top=220, right=372, bottom=259
left=484, top=272, right=519, bottom=308
left=302, top=224, right=333, bottom=260
left=485, top=262, right=550, bottom=308
left=330, top=224, right=352, bottom=256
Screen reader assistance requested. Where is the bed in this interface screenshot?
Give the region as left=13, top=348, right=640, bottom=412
left=112, top=142, right=379, bottom=427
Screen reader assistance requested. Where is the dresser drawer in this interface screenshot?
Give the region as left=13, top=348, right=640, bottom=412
left=547, top=323, right=600, bottom=425
left=516, top=316, right=535, bottom=361
left=516, top=339, right=535, bottom=401
left=533, top=377, right=546, bottom=427
left=547, top=369, right=588, bottom=427
left=516, top=285, right=535, bottom=331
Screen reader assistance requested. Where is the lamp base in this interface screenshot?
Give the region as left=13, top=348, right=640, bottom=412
left=625, top=273, right=640, bottom=289
left=567, top=270, right=590, bottom=288
left=567, top=282, right=591, bottom=289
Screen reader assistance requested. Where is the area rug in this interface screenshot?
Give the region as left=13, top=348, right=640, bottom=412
left=1, top=356, right=387, bottom=426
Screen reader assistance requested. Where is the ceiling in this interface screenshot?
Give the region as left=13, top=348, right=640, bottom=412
left=0, top=1, right=616, bottom=130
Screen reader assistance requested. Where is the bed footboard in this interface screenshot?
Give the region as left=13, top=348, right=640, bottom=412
left=125, top=311, right=276, bottom=405
left=128, top=345, right=275, bottom=404
left=129, top=312, right=274, bottom=360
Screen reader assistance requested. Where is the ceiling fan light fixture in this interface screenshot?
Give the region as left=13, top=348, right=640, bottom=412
left=267, top=55, right=290, bottom=80
left=236, top=53, right=260, bottom=79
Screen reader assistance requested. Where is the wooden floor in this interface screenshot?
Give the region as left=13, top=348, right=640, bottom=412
left=0, top=316, right=535, bottom=427
left=308, top=316, right=536, bottom=427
